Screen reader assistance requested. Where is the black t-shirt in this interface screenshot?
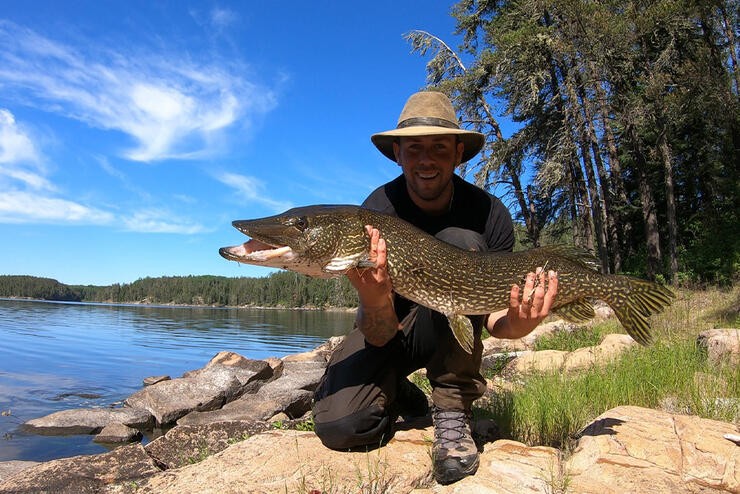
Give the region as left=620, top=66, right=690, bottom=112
left=362, top=173, right=514, bottom=320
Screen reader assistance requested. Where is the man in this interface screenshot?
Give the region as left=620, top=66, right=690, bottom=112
left=312, top=91, right=558, bottom=485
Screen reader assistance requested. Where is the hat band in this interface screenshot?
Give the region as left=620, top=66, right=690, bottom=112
left=397, top=116, right=459, bottom=130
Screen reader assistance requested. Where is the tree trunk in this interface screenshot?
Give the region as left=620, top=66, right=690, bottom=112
left=591, top=67, right=628, bottom=271
left=658, top=126, right=679, bottom=278
left=628, top=126, right=662, bottom=279
left=565, top=69, right=607, bottom=268
left=545, top=52, right=594, bottom=253
left=575, top=72, right=614, bottom=272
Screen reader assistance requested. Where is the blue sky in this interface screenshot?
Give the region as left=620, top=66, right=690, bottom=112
left=0, top=1, right=510, bottom=285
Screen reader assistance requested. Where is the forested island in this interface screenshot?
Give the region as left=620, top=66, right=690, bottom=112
left=0, top=273, right=358, bottom=308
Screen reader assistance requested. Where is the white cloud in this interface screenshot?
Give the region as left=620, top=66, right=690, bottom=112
left=0, top=190, right=114, bottom=224
left=0, top=21, right=277, bottom=162
left=215, top=172, right=292, bottom=212
left=0, top=108, right=53, bottom=190
left=120, top=209, right=207, bottom=234
left=0, top=109, right=38, bottom=164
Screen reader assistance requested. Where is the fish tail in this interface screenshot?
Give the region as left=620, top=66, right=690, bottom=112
left=607, top=277, right=674, bottom=345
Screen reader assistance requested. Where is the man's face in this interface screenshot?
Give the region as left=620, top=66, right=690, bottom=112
left=393, top=134, right=463, bottom=208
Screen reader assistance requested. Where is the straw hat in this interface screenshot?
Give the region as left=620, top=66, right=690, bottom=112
left=371, top=91, right=484, bottom=163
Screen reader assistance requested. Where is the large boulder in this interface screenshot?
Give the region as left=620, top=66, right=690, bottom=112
left=124, top=357, right=272, bottom=426
left=0, top=444, right=160, bottom=494
left=697, top=329, right=739, bottom=366
left=22, top=407, right=153, bottom=435
left=566, top=405, right=740, bottom=493
left=562, top=333, right=636, bottom=372
left=176, top=360, right=325, bottom=425
left=503, top=334, right=636, bottom=375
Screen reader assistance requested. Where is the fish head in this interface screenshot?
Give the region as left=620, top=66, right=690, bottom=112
left=220, top=205, right=367, bottom=276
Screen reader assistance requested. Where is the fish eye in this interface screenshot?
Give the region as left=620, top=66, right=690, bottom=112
left=294, top=216, right=308, bottom=230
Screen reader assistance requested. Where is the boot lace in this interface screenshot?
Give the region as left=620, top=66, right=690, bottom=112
left=432, top=407, right=471, bottom=451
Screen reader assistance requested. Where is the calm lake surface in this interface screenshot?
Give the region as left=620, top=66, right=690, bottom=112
left=0, top=298, right=355, bottom=462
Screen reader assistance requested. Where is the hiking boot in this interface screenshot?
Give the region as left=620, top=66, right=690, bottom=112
left=432, top=407, right=479, bottom=485
left=395, top=377, right=429, bottom=420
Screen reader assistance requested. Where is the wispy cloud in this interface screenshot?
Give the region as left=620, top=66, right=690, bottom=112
left=0, top=190, right=114, bottom=224
left=120, top=208, right=207, bottom=234
left=0, top=20, right=277, bottom=162
left=0, top=108, right=53, bottom=191
left=214, top=172, right=292, bottom=212
left=210, top=7, right=238, bottom=29
left=0, top=189, right=207, bottom=234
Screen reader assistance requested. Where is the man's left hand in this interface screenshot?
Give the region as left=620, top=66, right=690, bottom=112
left=487, top=267, right=558, bottom=339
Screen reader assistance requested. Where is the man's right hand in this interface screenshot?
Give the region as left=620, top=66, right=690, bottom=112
left=346, top=225, right=400, bottom=347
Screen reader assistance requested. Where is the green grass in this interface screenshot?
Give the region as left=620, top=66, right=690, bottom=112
left=296, top=416, right=315, bottom=432
left=533, top=322, right=615, bottom=352
left=475, top=286, right=740, bottom=450
left=227, top=433, right=250, bottom=445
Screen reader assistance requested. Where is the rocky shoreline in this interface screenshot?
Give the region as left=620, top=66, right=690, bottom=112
left=1, top=319, right=738, bottom=493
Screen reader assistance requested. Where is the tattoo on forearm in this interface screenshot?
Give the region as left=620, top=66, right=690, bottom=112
left=358, top=305, right=398, bottom=346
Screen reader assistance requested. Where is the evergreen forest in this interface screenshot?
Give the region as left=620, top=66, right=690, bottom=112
left=407, top=0, right=739, bottom=285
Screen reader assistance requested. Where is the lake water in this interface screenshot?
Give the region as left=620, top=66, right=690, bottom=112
left=0, top=298, right=355, bottom=462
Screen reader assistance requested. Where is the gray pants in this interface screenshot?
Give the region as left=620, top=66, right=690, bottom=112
left=312, top=227, right=488, bottom=450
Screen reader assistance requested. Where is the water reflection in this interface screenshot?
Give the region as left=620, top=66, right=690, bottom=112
left=0, top=298, right=355, bottom=461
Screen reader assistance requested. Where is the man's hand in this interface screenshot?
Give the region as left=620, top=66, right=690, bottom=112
left=346, top=226, right=393, bottom=306
left=487, top=268, right=558, bottom=339
left=346, top=225, right=400, bottom=347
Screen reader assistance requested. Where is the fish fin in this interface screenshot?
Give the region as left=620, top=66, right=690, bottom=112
left=533, top=245, right=601, bottom=272
left=356, top=259, right=378, bottom=269
left=554, top=298, right=596, bottom=323
left=324, top=255, right=362, bottom=273
left=446, top=314, right=475, bottom=354
left=609, top=277, right=674, bottom=346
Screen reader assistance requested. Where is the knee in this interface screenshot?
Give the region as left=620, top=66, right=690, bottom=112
left=313, top=404, right=392, bottom=450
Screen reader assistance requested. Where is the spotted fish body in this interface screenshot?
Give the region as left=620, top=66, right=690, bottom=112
left=220, top=205, right=674, bottom=353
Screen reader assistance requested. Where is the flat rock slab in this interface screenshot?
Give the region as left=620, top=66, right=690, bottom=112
left=272, top=360, right=327, bottom=392
left=0, top=461, right=39, bottom=484
left=177, top=388, right=313, bottom=425
left=22, top=407, right=153, bottom=435
left=566, top=405, right=740, bottom=493
left=144, top=421, right=274, bottom=469
left=136, top=427, right=438, bottom=493
left=423, top=440, right=563, bottom=494
left=93, top=423, right=143, bottom=443
left=125, top=364, right=268, bottom=426
left=0, top=443, right=161, bottom=494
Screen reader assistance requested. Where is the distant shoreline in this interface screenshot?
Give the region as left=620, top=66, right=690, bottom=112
left=0, top=297, right=358, bottom=312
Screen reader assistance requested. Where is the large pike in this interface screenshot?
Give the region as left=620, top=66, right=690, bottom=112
left=220, top=205, right=673, bottom=353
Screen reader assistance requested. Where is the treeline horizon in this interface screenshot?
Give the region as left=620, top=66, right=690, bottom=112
left=0, top=274, right=359, bottom=308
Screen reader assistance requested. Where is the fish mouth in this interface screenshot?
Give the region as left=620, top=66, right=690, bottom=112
left=218, top=242, right=298, bottom=264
